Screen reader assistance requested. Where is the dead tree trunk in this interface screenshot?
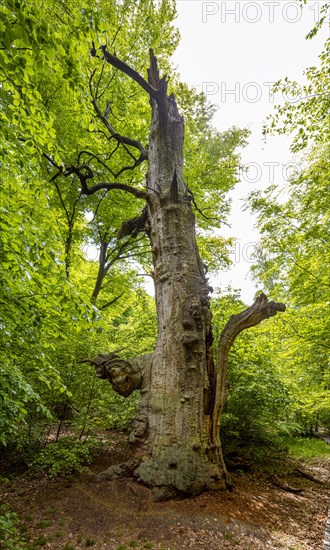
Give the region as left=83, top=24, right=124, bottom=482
left=132, top=54, right=224, bottom=497
left=77, top=48, right=286, bottom=498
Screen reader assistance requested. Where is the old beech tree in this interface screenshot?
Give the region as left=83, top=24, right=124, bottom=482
left=66, top=48, right=285, bottom=498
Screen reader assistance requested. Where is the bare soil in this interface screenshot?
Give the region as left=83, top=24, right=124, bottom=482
left=1, top=431, right=329, bottom=550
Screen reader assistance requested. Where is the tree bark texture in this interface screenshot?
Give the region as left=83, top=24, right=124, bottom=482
left=131, top=52, right=224, bottom=497
left=89, top=50, right=286, bottom=498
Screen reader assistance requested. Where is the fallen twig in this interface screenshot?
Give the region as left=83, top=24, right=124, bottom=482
left=294, top=468, right=325, bottom=485
left=269, top=475, right=303, bottom=494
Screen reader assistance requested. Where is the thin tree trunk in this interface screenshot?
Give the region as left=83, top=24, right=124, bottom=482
left=91, top=240, right=108, bottom=302
left=64, top=224, right=73, bottom=280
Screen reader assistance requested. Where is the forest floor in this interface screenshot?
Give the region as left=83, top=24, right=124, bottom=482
left=1, top=431, right=330, bottom=550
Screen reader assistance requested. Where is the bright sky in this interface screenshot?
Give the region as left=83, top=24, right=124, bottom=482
left=172, top=0, right=328, bottom=302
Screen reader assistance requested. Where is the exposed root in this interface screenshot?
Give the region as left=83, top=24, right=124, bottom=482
left=94, top=458, right=141, bottom=482
left=269, top=474, right=303, bottom=494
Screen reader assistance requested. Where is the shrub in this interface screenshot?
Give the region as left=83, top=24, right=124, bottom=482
left=30, top=437, right=99, bottom=478
left=0, top=505, right=26, bottom=550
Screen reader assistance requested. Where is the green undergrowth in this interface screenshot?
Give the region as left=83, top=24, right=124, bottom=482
left=0, top=505, right=26, bottom=550
left=283, top=435, right=330, bottom=460
left=30, top=436, right=101, bottom=478
left=224, top=432, right=330, bottom=472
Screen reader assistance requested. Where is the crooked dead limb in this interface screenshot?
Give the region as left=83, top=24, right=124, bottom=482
left=88, top=68, right=148, bottom=178
left=210, top=293, right=286, bottom=450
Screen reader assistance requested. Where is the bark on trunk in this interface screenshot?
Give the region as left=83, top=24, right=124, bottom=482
left=87, top=49, right=286, bottom=499
left=130, top=52, right=229, bottom=497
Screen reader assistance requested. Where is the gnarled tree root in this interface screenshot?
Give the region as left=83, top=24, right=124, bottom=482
left=94, top=458, right=141, bottom=483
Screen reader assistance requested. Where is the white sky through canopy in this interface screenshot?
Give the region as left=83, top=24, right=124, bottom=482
left=172, top=0, right=328, bottom=302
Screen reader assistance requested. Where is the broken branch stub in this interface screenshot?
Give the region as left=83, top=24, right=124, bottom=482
left=90, top=353, right=152, bottom=397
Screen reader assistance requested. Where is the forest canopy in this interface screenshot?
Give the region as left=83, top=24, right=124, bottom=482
left=0, top=0, right=329, bottom=480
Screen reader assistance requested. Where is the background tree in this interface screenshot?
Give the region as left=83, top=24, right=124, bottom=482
left=263, top=1, right=330, bottom=152
left=0, top=0, right=170, bottom=453
left=248, top=145, right=330, bottom=433
left=250, top=5, right=330, bottom=434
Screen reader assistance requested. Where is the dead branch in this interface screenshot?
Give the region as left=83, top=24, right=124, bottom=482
left=77, top=150, right=116, bottom=177
left=269, top=475, right=303, bottom=494
left=43, top=154, right=146, bottom=200
left=294, top=468, right=325, bottom=485
left=65, top=164, right=147, bottom=199
left=81, top=180, right=147, bottom=199
left=117, top=207, right=148, bottom=238
left=99, top=293, right=124, bottom=310
left=95, top=45, right=159, bottom=100
left=89, top=353, right=152, bottom=397
left=210, top=293, right=286, bottom=450
left=89, top=70, right=148, bottom=171
left=185, top=184, right=230, bottom=228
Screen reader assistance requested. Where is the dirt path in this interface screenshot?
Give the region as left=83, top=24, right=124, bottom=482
left=318, top=434, right=330, bottom=549
left=324, top=506, right=330, bottom=550
left=1, top=434, right=330, bottom=550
